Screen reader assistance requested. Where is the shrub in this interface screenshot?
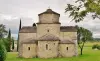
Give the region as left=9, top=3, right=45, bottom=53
left=97, top=45, right=100, bottom=50
left=0, top=39, right=7, bottom=61
left=92, top=44, right=99, bottom=49
left=92, top=44, right=100, bottom=50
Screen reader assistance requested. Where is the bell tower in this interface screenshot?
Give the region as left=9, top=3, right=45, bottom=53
left=37, top=9, right=61, bottom=38
left=38, top=9, right=60, bottom=24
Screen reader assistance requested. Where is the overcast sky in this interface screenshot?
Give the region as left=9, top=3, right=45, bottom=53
left=0, top=0, right=100, bottom=40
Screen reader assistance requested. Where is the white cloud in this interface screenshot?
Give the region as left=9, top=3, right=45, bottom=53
left=0, top=0, right=100, bottom=39
left=0, top=14, right=19, bottom=21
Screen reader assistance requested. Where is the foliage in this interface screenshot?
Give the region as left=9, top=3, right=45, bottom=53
left=0, top=24, right=10, bottom=52
left=65, top=0, right=100, bottom=22
left=0, top=39, right=7, bottom=61
left=0, top=24, right=7, bottom=38
left=97, top=45, right=100, bottom=50
left=12, top=37, right=14, bottom=50
left=92, top=44, right=99, bottom=49
left=7, top=29, right=11, bottom=52
left=76, top=26, right=93, bottom=55
left=2, top=38, right=10, bottom=52
left=17, top=19, right=22, bottom=51
left=92, top=44, right=100, bottom=50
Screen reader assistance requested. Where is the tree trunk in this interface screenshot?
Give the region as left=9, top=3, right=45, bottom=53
left=80, top=48, right=83, bottom=55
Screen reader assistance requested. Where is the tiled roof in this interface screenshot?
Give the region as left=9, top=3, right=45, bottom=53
left=21, top=38, right=37, bottom=44
left=38, top=34, right=60, bottom=41
left=38, top=9, right=60, bottom=16
left=19, top=26, right=77, bottom=33
left=60, top=26, right=77, bottom=32
left=60, top=39, right=75, bottom=44
left=19, top=26, right=37, bottom=33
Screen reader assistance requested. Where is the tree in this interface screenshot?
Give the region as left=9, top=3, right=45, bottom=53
left=17, top=19, right=22, bottom=51
left=7, top=29, right=11, bottom=52
left=33, top=23, right=36, bottom=27
left=65, top=0, right=100, bottom=22
left=0, top=24, right=7, bottom=39
left=12, top=37, right=14, bottom=50
left=2, top=38, right=9, bottom=52
left=76, top=26, right=93, bottom=55
left=0, top=39, right=7, bottom=61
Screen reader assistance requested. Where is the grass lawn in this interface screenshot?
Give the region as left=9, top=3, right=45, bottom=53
left=6, top=42, right=100, bottom=61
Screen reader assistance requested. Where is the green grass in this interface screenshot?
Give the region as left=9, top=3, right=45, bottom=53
left=6, top=42, right=100, bottom=61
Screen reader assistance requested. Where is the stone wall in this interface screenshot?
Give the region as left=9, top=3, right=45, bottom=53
left=18, top=33, right=36, bottom=57
left=37, top=41, right=59, bottom=58
left=37, top=24, right=60, bottom=38
left=22, top=44, right=37, bottom=58
left=39, top=14, right=60, bottom=23
left=19, top=33, right=37, bottom=42
left=60, top=32, right=77, bottom=40
left=59, top=44, right=76, bottom=57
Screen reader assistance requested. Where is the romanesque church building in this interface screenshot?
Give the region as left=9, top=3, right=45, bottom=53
left=18, top=9, right=78, bottom=58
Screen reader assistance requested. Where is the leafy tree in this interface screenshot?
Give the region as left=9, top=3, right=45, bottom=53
left=65, top=0, right=100, bottom=22
left=0, top=39, right=7, bottom=61
left=12, top=37, right=14, bottom=50
left=0, top=24, right=7, bottom=39
left=76, top=26, right=93, bottom=55
left=17, top=19, right=22, bottom=51
left=7, top=29, right=11, bottom=52
left=2, top=38, right=9, bottom=52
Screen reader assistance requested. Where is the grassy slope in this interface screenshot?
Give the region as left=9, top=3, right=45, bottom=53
left=6, top=42, right=100, bottom=61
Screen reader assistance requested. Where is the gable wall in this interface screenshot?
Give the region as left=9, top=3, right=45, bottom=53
left=18, top=33, right=37, bottom=57
left=37, top=41, right=59, bottom=58
left=19, top=33, right=37, bottom=42
left=22, top=44, right=37, bottom=58
left=59, top=44, right=76, bottom=57
left=60, top=32, right=77, bottom=40
left=37, top=24, right=60, bottom=38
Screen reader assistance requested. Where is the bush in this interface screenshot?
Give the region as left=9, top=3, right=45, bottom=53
left=92, top=44, right=99, bottom=49
left=0, top=39, right=7, bottom=61
left=92, top=44, right=100, bottom=50
left=97, top=45, right=100, bottom=50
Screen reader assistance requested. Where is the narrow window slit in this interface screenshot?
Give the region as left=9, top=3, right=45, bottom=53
left=47, top=30, right=49, bottom=32
left=28, top=47, right=30, bottom=50
left=66, top=47, right=68, bottom=50
left=46, top=44, right=48, bottom=50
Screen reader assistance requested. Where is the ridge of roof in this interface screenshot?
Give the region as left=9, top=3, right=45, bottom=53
left=38, top=9, right=60, bottom=16
left=38, top=34, right=60, bottom=41
left=60, top=39, right=75, bottom=44
left=60, top=26, right=77, bottom=32
left=19, top=26, right=37, bottom=33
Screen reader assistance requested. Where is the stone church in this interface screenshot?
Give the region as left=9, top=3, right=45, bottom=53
left=18, top=9, right=78, bottom=58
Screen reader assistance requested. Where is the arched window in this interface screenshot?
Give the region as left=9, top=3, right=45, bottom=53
left=66, top=47, right=68, bottom=51
left=46, top=44, right=48, bottom=50
left=28, top=47, right=30, bottom=50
